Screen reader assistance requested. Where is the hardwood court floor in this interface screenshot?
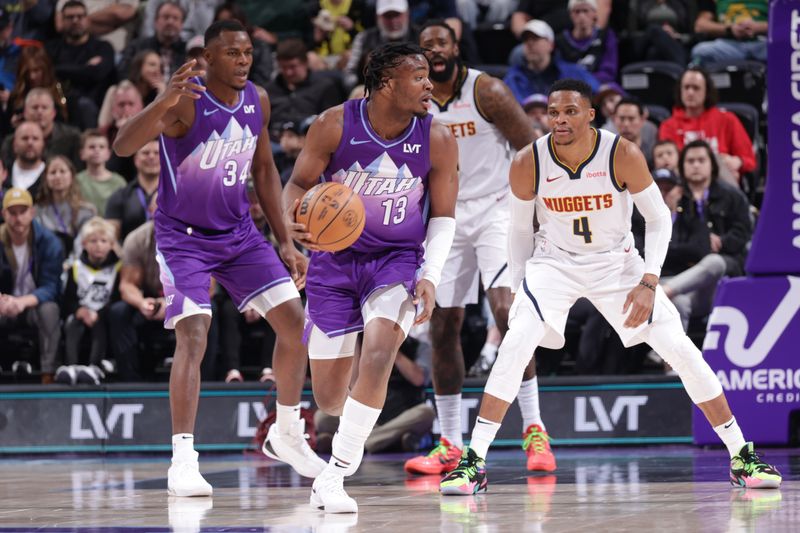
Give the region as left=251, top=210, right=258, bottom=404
left=0, top=446, right=796, bottom=532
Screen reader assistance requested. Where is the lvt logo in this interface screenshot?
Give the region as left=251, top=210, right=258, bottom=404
left=574, top=396, right=648, bottom=432
left=70, top=404, right=144, bottom=439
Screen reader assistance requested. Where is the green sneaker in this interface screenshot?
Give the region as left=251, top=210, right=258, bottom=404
left=730, top=442, right=782, bottom=489
left=440, top=447, right=488, bottom=496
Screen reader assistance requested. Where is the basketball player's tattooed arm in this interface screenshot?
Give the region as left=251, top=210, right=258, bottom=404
left=282, top=105, right=345, bottom=251
left=507, top=144, right=537, bottom=295
left=616, top=138, right=667, bottom=328
left=415, top=121, right=459, bottom=325
left=476, top=75, right=536, bottom=150
left=252, top=86, right=308, bottom=288
left=113, top=59, right=205, bottom=156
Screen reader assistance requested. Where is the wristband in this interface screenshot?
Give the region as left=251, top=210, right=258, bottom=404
left=639, top=280, right=657, bottom=292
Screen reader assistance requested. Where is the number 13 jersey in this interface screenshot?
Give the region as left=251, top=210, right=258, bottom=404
left=533, top=128, right=633, bottom=254
left=323, top=98, right=433, bottom=253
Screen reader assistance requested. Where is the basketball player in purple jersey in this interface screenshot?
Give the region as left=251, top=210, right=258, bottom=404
left=113, top=20, right=326, bottom=497
left=283, top=42, right=459, bottom=513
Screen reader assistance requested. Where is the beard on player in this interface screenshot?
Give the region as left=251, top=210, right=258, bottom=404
left=428, top=53, right=459, bottom=83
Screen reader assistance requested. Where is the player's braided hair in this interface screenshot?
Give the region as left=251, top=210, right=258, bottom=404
left=363, top=42, right=428, bottom=98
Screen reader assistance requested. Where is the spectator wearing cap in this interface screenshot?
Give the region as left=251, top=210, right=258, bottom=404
left=117, top=0, right=187, bottom=82
left=265, top=39, right=344, bottom=143
left=344, top=0, right=418, bottom=90
left=521, top=93, right=549, bottom=135
left=275, top=116, right=314, bottom=185
left=555, top=0, right=618, bottom=84
left=511, top=0, right=612, bottom=38
left=46, top=0, right=117, bottom=130
left=54, top=0, right=140, bottom=56
left=503, top=19, right=599, bottom=105
left=0, top=187, right=64, bottom=384
left=611, top=97, right=656, bottom=169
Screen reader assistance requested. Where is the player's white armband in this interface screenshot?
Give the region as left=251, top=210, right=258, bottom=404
left=420, top=217, right=456, bottom=288
left=631, top=181, right=672, bottom=277
left=508, top=193, right=536, bottom=291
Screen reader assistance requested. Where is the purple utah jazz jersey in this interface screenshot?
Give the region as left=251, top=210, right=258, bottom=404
left=156, top=78, right=261, bottom=230
left=323, top=98, right=433, bottom=253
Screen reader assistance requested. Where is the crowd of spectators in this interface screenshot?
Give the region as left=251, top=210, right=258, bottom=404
left=0, top=0, right=767, bottom=384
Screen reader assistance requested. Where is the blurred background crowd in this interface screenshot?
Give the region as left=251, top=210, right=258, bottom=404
left=0, top=0, right=767, bottom=396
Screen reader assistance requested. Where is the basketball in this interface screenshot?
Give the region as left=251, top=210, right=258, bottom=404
left=296, top=182, right=365, bottom=252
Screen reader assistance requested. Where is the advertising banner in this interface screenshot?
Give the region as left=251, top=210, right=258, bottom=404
left=0, top=381, right=692, bottom=453
left=694, top=276, right=800, bottom=444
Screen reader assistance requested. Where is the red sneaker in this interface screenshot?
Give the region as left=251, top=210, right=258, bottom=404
left=404, top=437, right=462, bottom=475
left=523, top=424, right=557, bottom=472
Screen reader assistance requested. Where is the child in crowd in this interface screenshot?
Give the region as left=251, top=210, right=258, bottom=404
left=76, top=130, right=127, bottom=216
left=56, top=217, right=120, bottom=385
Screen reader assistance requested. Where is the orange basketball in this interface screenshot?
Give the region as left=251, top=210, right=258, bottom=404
left=296, top=182, right=365, bottom=252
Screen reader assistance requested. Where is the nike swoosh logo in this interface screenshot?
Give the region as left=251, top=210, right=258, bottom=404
left=350, top=137, right=370, bottom=145
left=545, top=175, right=563, bottom=182
left=724, top=421, right=734, bottom=429
left=476, top=419, right=492, bottom=425
left=333, top=461, right=349, bottom=469
left=204, top=108, right=219, bottom=116
left=624, top=246, right=631, bottom=253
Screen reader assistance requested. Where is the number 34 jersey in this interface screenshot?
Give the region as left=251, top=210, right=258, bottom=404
left=157, top=77, right=261, bottom=231
left=322, top=98, right=433, bottom=254
left=533, top=128, right=634, bottom=254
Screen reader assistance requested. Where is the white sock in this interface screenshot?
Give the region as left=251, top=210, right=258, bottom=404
left=172, top=433, right=196, bottom=461
left=469, top=416, right=501, bottom=459
left=713, top=417, right=747, bottom=458
left=518, top=377, right=544, bottom=431
left=328, top=396, right=381, bottom=476
left=276, top=402, right=301, bottom=433
left=434, top=393, right=463, bottom=448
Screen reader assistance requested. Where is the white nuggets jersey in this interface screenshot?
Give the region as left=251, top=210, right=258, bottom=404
left=533, top=128, right=633, bottom=254
left=428, top=68, right=512, bottom=200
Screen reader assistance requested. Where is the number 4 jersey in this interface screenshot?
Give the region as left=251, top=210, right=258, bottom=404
left=156, top=77, right=261, bottom=231
left=322, top=98, right=433, bottom=253
left=533, top=128, right=634, bottom=254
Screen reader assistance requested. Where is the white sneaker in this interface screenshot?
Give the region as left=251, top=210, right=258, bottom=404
left=168, top=454, right=213, bottom=497
left=76, top=365, right=104, bottom=385
left=262, top=419, right=327, bottom=478
left=55, top=365, right=77, bottom=385
left=168, top=496, right=213, bottom=533
left=225, top=369, right=243, bottom=383
left=310, top=470, right=358, bottom=513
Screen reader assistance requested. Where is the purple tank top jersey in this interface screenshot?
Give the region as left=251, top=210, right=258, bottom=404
left=156, top=78, right=262, bottom=230
left=323, top=98, right=433, bottom=253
